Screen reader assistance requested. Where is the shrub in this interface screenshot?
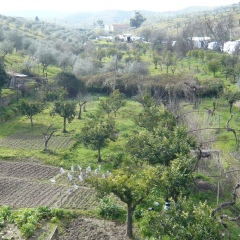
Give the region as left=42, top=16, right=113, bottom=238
left=98, top=197, right=126, bottom=220
left=51, top=208, right=64, bottom=219
left=38, top=206, right=51, bottom=219
left=50, top=216, right=60, bottom=224
left=21, top=223, right=36, bottom=239
left=15, top=208, right=39, bottom=228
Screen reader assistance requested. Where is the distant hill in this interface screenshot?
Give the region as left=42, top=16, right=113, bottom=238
left=1, top=10, right=68, bottom=20
left=62, top=10, right=136, bottom=25
left=59, top=7, right=216, bottom=25
left=0, top=5, right=229, bottom=25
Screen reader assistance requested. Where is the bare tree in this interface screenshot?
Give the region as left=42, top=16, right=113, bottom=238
left=42, top=124, right=56, bottom=151
left=77, top=101, right=87, bottom=119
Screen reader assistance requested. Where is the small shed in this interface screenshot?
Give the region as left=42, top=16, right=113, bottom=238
left=8, top=73, right=28, bottom=88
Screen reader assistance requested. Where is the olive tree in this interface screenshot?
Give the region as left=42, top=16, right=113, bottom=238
left=35, top=45, right=57, bottom=74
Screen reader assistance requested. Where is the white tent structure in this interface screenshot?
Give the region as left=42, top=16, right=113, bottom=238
left=223, top=41, right=240, bottom=54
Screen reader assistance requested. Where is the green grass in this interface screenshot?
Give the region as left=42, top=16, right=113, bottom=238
left=0, top=97, right=142, bottom=171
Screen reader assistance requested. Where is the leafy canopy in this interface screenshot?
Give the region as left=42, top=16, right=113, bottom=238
left=140, top=196, right=224, bottom=240
left=130, top=11, right=146, bottom=29
left=80, top=112, right=117, bottom=162
left=18, top=99, right=44, bottom=126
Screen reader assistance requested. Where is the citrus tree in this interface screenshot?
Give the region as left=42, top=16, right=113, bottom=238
left=87, top=164, right=159, bottom=238
left=51, top=101, right=76, bottom=133
left=80, top=113, right=117, bottom=162
left=18, top=99, right=44, bottom=127
left=140, top=196, right=224, bottom=239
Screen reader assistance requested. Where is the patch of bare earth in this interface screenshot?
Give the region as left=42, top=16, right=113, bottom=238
left=59, top=217, right=137, bottom=240
left=0, top=160, right=97, bottom=209
left=195, top=179, right=215, bottom=192
left=0, top=133, right=75, bottom=150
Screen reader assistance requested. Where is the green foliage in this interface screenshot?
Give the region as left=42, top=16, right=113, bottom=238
left=50, top=216, right=60, bottom=224
left=45, top=86, right=68, bottom=101
left=56, top=71, right=84, bottom=98
left=87, top=164, right=159, bottom=238
left=134, top=103, right=176, bottom=133
left=18, top=98, right=44, bottom=126
left=0, top=64, right=8, bottom=92
left=130, top=11, right=146, bottom=28
left=128, top=125, right=193, bottom=166
left=0, top=206, right=12, bottom=228
left=161, top=155, right=196, bottom=201
left=98, top=197, right=126, bottom=221
left=0, top=104, right=19, bottom=121
left=222, top=88, right=240, bottom=113
left=80, top=112, right=117, bottom=162
left=51, top=100, right=76, bottom=132
left=100, top=89, right=126, bottom=117
left=139, top=196, right=224, bottom=239
left=15, top=208, right=39, bottom=228
left=206, top=58, right=221, bottom=77
left=152, top=51, right=161, bottom=69
left=37, top=206, right=51, bottom=219
left=21, top=222, right=36, bottom=239
left=51, top=208, right=64, bottom=219
left=0, top=206, right=75, bottom=239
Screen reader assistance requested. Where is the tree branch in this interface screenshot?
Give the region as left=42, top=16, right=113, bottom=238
left=212, top=183, right=240, bottom=216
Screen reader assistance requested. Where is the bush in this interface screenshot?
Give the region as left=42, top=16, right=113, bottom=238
left=21, top=222, right=36, bottom=239
left=15, top=208, right=39, bottom=228
left=0, top=105, right=19, bottom=122
left=98, top=197, right=126, bottom=220
left=51, top=208, right=64, bottom=219
left=50, top=216, right=60, bottom=224
left=38, top=206, right=51, bottom=219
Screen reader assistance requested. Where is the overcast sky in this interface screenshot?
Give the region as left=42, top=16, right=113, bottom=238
left=0, top=0, right=238, bottom=13
left=0, top=0, right=239, bottom=14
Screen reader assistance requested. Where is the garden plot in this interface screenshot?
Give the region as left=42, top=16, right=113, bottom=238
left=58, top=217, right=127, bottom=240
left=0, top=133, right=75, bottom=150
left=0, top=161, right=97, bottom=209
left=0, top=161, right=59, bottom=180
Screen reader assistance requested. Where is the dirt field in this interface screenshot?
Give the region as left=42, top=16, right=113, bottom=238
left=0, top=133, right=74, bottom=150
left=58, top=217, right=130, bottom=240
left=0, top=160, right=97, bottom=209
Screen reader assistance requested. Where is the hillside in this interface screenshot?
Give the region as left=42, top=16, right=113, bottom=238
left=0, top=3, right=240, bottom=239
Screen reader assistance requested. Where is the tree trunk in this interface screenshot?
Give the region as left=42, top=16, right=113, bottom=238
left=78, top=102, right=86, bottom=119
left=63, top=117, right=67, bottom=133
left=44, top=137, right=48, bottom=151
left=230, top=103, right=233, bottom=113
left=83, top=102, right=87, bottom=112
left=78, top=105, right=83, bottom=119
left=126, top=203, right=134, bottom=238
left=97, top=148, right=102, bottom=163
left=30, top=116, right=33, bottom=127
